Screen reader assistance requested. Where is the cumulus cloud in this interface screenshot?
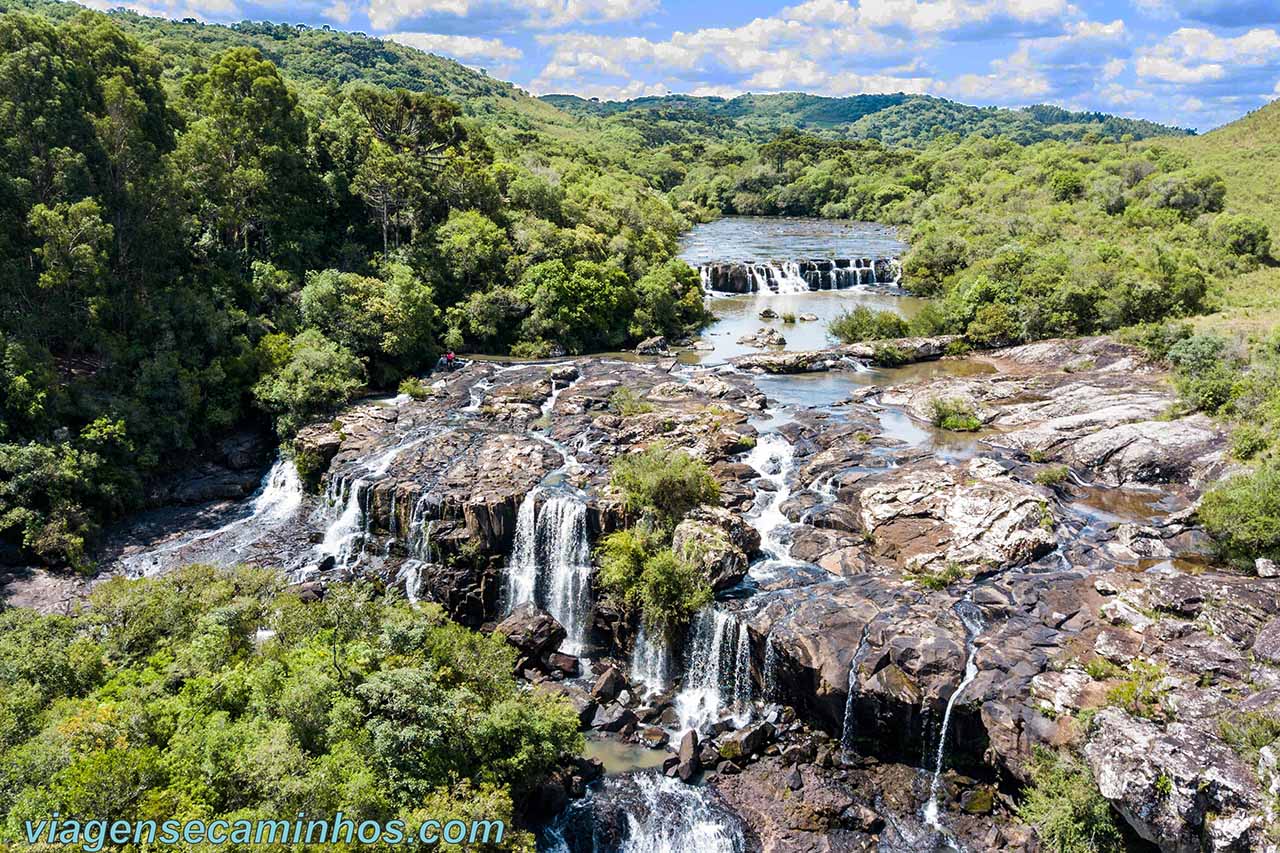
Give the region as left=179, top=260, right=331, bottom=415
left=386, top=31, right=524, bottom=63
left=1136, top=27, right=1280, bottom=83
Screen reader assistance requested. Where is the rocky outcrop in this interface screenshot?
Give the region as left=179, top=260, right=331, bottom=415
left=731, top=335, right=960, bottom=374
left=673, top=505, right=761, bottom=591
left=737, top=327, right=787, bottom=348
left=1084, top=708, right=1269, bottom=853
left=849, top=457, right=1057, bottom=577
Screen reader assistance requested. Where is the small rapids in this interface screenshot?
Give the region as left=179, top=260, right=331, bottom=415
left=541, top=772, right=746, bottom=853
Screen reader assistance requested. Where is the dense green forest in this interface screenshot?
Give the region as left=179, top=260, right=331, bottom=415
left=0, top=0, right=1275, bottom=576
left=0, top=566, right=580, bottom=850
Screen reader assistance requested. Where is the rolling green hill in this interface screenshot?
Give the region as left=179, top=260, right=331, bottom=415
left=1171, top=99, right=1280, bottom=334
left=542, top=92, right=1193, bottom=147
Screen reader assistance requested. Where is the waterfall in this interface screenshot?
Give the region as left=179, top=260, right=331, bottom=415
left=631, top=625, right=672, bottom=697
left=841, top=625, right=874, bottom=751
left=504, top=489, right=593, bottom=654
left=316, top=476, right=367, bottom=568
left=506, top=490, right=542, bottom=610
left=542, top=495, right=593, bottom=655
left=731, top=619, right=754, bottom=715
left=674, top=609, right=733, bottom=732
left=742, top=432, right=798, bottom=577
left=126, top=457, right=304, bottom=577
left=673, top=609, right=756, bottom=733
left=542, top=772, right=745, bottom=853
left=922, top=599, right=986, bottom=830
left=763, top=633, right=781, bottom=702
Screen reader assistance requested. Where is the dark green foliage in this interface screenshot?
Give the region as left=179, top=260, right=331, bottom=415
left=0, top=5, right=705, bottom=567
left=1168, top=334, right=1241, bottom=414
left=1016, top=748, right=1126, bottom=853
left=0, top=566, right=581, bottom=848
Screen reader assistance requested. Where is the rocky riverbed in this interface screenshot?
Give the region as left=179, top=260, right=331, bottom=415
left=8, top=334, right=1279, bottom=852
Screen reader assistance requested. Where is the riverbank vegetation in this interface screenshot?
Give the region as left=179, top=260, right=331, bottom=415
left=0, top=565, right=583, bottom=850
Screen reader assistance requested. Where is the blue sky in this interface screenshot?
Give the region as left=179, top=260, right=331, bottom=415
left=88, top=0, right=1280, bottom=130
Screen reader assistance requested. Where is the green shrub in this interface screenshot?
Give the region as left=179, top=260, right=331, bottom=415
left=251, top=330, right=366, bottom=437
left=1016, top=748, right=1125, bottom=853
left=398, top=376, right=430, bottom=400
left=1105, top=660, right=1168, bottom=720
left=1085, top=657, right=1122, bottom=680
left=929, top=397, right=982, bottom=432
left=597, top=527, right=711, bottom=632
left=1210, top=214, right=1272, bottom=264
left=1034, top=465, right=1070, bottom=487
left=965, top=303, right=1022, bottom=348
left=871, top=343, right=910, bottom=366
left=1199, top=461, right=1280, bottom=561
left=1050, top=171, right=1086, bottom=202
left=828, top=306, right=908, bottom=344
left=1117, top=321, right=1193, bottom=362
left=610, top=387, right=654, bottom=417
left=781, top=312, right=797, bottom=324
left=1231, top=424, right=1270, bottom=461
left=509, top=339, right=554, bottom=359
left=1219, top=711, right=1280, bottom=769
left=610, top=445, right=720, bottom=529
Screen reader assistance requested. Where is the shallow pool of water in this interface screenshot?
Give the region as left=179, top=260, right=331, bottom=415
left=679, top=216, right=905, bottom=264
left=583, top=737, right=669, bottom=775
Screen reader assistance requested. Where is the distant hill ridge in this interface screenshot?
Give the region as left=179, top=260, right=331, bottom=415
left=541, top=92, right=1195, bottom=146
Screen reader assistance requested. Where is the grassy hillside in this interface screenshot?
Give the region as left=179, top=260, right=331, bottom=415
left=542, top=92, right=1192, bottom=146
left=1171, top=99, right=1280, bottom=335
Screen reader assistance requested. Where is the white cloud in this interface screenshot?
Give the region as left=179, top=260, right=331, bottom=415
left=1136, top=27, right=1280, bottom=83
left=369, top=0, right=657, bottom=31
left=857, top=0, right=1075, bottom=36
left=385, top=31, right=524, bottom=63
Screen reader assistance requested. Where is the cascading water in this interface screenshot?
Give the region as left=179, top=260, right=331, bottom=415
left=541, top=495, right=593, bottom=655
left=922, top=599, right=986, bottom=831
left=742, top=432, right=798, bottom=578
left=316, top=476, right=367, bottom=568
left=841, top=624, right=874, bottom=751
left=630, top=625, right=672, bottom=697
left=673, top=608, right=757, bottom=733
left=504, top=489, right=594, bottom=655
left=127, top=457, right=304, bottom=577
left=674, top=609, right=732, bottom=732
left=542, top=772, right=746, bottom=853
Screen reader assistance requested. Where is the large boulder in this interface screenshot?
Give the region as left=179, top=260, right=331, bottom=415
left=1084, top=708, right=1268, bottom=853
left=495, top=604, right=567, bottom=663
left=673, top=505, right=761, bottom=591
left=850, top=458, right=1057, bottom=577
left=738, top=327, right=787, bottom=348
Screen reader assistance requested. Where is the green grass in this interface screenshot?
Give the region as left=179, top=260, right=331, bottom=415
left=1171, top=99, right=1280, bottom=334
left=929, top=397, right=982, bottom=432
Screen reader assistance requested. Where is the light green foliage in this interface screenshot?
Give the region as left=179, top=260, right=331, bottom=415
left=1034, top=465, right=1071, bottom=487
left=609, top=387, right=654, bottom=416
left=610, top=444, right=720, bottom=529
left=1016, top=748, right=1126, bottom=853
left=1168, top=334, right=1241, bottom=414
left=251, top=330, right=366, bottom=436
left=828, top=306, right=909, bottom=343
left=596, top=527, right=712, bottom=633
left=1210, top=214, right=1271, bottom=266
left=929, top=398, right=982, bottom=432
left=1105, top=660, right=1168, bottom=721
left=0, top=566, right=580, bottom=849
left=1199, top=461, right=1280, bottom=562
